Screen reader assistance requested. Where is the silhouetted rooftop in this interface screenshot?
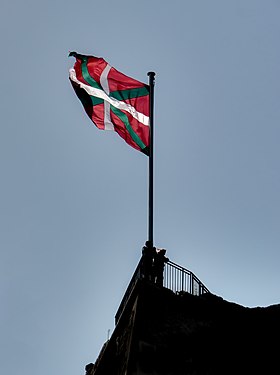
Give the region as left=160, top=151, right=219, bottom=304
left=88, top=258, right=280, bottom=375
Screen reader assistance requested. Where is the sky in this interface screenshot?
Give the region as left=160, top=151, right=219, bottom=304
left=1, top=0, right=280, bottom=374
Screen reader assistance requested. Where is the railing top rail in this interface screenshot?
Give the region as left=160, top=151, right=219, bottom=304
left=165, top=260, right=210, bottom=294
left=167, top=260, right=192, bottom=274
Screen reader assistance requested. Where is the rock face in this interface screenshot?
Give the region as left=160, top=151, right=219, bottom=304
left=90, top=280, right=280, bottom=375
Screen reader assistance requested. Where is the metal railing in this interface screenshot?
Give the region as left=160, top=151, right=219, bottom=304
left=164, top=260, right=210, bottom=295
left=115, top=257, right=210, bottom=324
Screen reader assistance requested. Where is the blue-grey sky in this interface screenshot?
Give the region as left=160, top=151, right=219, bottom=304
left=1, top=1, right=280, bottom=374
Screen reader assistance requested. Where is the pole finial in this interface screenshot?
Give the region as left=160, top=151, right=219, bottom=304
left=147, top=72, right=156, bottom=85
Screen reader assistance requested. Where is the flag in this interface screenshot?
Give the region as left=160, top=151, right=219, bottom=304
left=69, top=52, right=150, bottom=155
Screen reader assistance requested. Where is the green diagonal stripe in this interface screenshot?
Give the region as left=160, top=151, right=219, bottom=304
left=90, top=96, right=104, bottom=106
left=81, top=57, right=102, bottom=90
left=110, top=106, right=147, bottom=151
left=110, top=87, right=149, bottom=101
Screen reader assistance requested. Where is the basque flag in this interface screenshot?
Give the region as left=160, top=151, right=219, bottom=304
left=69, top=52, right=150, bottom=155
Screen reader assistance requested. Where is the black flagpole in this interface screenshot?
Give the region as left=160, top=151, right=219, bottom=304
left=147, top=71, right=155, bottom=246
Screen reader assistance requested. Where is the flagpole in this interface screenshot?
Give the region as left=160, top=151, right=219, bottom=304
left=147, top=71, right=155, bottom=246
